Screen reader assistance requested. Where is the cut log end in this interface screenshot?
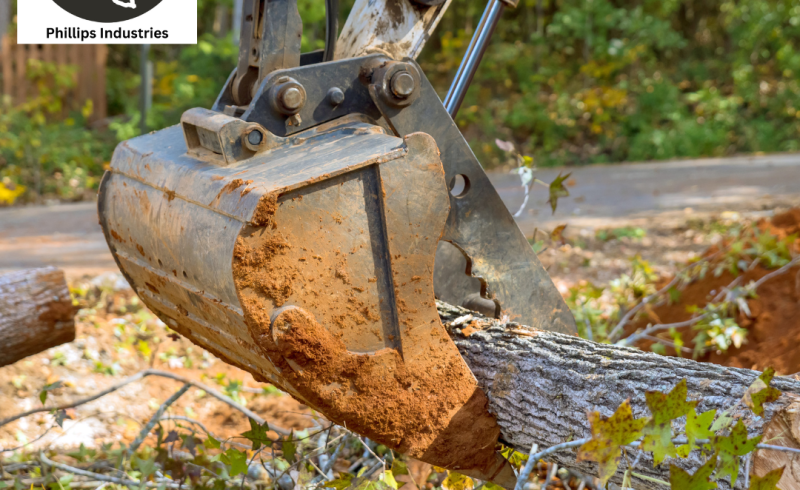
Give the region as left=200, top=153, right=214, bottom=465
left=753, top=397, right=800, bottom=489
left=0, top=267, right=77, bottom=367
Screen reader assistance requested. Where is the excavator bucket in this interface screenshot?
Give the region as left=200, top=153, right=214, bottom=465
left=98, top=0, right=576, bottom=486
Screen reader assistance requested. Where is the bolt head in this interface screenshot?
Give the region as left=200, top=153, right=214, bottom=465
left=390, top=71, right=415, bottom=98
left=327, top=87, right=345, bottom=106
left=281, top=86, right=304, bottom=111
left=247, top=129, right=263, bottom=146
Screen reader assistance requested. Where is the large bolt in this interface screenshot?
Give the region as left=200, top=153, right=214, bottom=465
left=247, top=129, right=263, bottom=146
left=271, top=80, right=307, bottom=115
left=327, top=87, right=345, bottom=106
left=390, top=71, right=416, bottom=98
left=280, top=87, right=304, bottom=112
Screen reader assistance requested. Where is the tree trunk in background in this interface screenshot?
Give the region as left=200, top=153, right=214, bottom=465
left=0, top=267, right=76, bottom=367
left=438, top=302, right=800, bottom=490
left=0, top=0, right=10, bottom=42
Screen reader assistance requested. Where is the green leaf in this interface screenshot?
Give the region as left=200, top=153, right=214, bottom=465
left=282, top=433, right=297, bottom=465
left=577, top=399, right=648, bottom=484
left=47, top=474, right=74, bottom=490
left=323, top=474, right=354, bottom=490
left=362, top=481, right=392, bottom=490
left=685, top=408, right=717, bottom=447
left=668, top=286, right=682, bottom=304
left=220, top=448, right=248, bottom=477
left=0, top=481, right=7, bottom=489
left=547, top=172, right=571, bottom=214
left=710, top=410, right=734, bottom=433
left=748, top=467, right=784, bottom=490
left=441, top=471, right=473, bottom=490
left=651, top=343, right=667, bottom=355
left=134, top=456, right=157, bottom=480
left=668, top=455, right=717, bottom=490
left=711, top=419, right=762, bottom=486
left=39, top=381, right=63, bottom=405
left=745, top=367, right=782, bottom=416
left=67, top=443, right=96, bottom=463
left=391, top=460, right=409, bottom=477
left=641, top=380, right=698, bottom=464
left=241, top=418, right=271, bottom=450
left=203, top=436, right=221, bottom=450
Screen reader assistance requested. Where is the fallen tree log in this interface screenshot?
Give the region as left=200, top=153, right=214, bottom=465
left=0, top=267, right=76, bottom=367
left=438, top=302, right=800, bottom=489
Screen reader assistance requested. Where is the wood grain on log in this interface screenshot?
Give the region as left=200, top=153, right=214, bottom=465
left=0, top=267, right=76, bottom=367
left=438, top=302, right=800, bottom=489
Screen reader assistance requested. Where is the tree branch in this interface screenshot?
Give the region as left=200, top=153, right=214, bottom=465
left=0, top=370, right=291, bottom=436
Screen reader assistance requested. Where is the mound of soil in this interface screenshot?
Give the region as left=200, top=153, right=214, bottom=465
left=631, top=209, right=800, bottom=374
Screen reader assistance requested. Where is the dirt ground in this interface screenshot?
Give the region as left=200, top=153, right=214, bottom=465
left=2, top=205, right=799, bottom=490
left=626, top=208, right=800, bottom=374
left=0, top=282, right=319, bottom=453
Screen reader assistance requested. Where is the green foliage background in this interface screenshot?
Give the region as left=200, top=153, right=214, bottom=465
left=2, top=0, right=800, bottom=202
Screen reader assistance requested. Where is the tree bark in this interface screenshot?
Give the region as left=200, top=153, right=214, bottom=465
left=0, top=267, right=76, bottom=367
left=438, top=302, right=800, bottom=490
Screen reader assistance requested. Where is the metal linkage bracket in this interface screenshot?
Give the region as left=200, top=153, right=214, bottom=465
left=181, top=108, right=287, bottom=165
left=209, top=54, right=576, bottom=334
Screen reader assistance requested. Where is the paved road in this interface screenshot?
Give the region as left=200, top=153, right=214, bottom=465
left=2, top=152, right=800, bottom=277
left=496, top=152, right=800, bottom=233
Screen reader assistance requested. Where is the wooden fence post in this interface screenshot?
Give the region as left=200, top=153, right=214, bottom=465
left=0, top=35, right=108, bottom=121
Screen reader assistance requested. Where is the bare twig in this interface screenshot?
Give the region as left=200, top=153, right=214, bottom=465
left=744, top=454, right=750, bottom=488
left=542, top=462, right=557, bottom=488
left=514, top=443, right=539, bottom=490
left=39, top=451, right=185, bottom=489
left=158, top=415, right=249, bottom=450
left=639, top=334, right=693, bottom=354
left=158, top=415, right=215, bottom=438
left=269, top=433, right=346, bottom=487
left=0, top=479, right=121, bottom=489
left=754, top=443, right=800, bottom=455
left=617, top=314, right=709, bottom=347
left=608, top=256, right=715, bottom=341
left=128, top=383, right=191, bottom=457
left=528, top=439, right=589, bottom=463
left=620, top=255, right=799, bottom=348
left=1, top=424, right=57, bottom=452
left=345, top=460, right=384, bottom=489
left=750, top=256, right=800, bottom=290
left=0, top=369, right=291, bottom=436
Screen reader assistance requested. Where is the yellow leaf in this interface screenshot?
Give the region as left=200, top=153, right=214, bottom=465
left=0, top=183, right=26, bottom=205
left=577, top=400, right=648, bottom=485
left=441, top=471, right=473, bottom=490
